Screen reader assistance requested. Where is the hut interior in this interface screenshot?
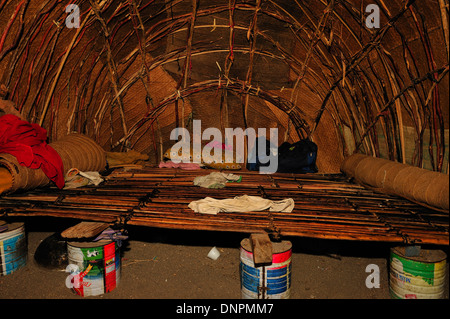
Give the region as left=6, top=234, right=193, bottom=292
left=0, top=0, right=448, bottom=300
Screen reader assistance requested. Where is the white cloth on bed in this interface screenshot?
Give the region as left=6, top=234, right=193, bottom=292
left=188, top=195, right=294, bottom=215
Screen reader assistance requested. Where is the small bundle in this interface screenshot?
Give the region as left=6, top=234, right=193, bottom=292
left=0, top=133, right=106, bottom=194
left=163, top=142, right=242, bottom=170
left=106, top=150, right=149, bottom=168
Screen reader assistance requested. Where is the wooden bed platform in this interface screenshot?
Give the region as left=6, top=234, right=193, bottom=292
left=0, top=168, right=448, bottom=245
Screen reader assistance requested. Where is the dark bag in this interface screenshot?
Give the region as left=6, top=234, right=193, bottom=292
left=246, top=136, right=277, bottom=171
left=277, top=139, right=318, bottom=173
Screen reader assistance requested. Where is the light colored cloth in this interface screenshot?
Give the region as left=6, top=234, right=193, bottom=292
left=188, top=195, right=295, bottom=215
left=159, top=161, right=202, bottom=170
left=193, top=172, right=242, bottom=189
left=64, top=168, right=103, bottom=189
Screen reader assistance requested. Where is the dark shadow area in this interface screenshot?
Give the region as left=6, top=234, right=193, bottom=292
left=5, top=215, right=448, bottom=264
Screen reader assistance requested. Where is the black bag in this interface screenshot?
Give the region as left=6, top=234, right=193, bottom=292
left=246, top=136, right=277, bottom=171
left=277, top=139, right=318, bottom=173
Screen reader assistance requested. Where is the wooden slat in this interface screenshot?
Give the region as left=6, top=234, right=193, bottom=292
left=0, top=168, right=448, bottom=245
left=250, top=233, right=273, bottom=265
left=61, top=221, right=110, bottom=239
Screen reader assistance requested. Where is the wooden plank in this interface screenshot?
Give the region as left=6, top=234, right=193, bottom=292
left=61, top=221, right=110, bottom=239
left=250, top=233, right=273, bottom=265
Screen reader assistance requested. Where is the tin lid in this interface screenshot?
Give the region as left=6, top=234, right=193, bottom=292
left=0, top=222, right=23, bottom=230
left=67, top=239, right=113, bottom=248
left=391, top=246, right=447, bottom=263
left=0, top=220, right=6, bottom=232
left=240, top=238, right=292, bottom=254
left=0, top=223, right=24, bottom=239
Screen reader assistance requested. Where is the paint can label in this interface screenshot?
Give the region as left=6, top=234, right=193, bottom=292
left=68, top=241, right=120, bottom=297
left=0, top=224, right=27, bottom=276
left=240, top=244, right=292, bottom=299
left=389, top=248, right=447, bottom=299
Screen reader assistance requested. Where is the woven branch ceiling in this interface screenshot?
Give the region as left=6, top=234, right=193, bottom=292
left=0, top=0, right=448, bottom=173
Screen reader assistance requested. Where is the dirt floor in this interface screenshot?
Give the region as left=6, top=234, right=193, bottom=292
left=0, top=217, right=448, bottom=304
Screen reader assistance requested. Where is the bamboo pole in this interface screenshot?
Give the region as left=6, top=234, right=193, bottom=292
left=89, top=0, right=128, bottom=143
left=438, top=0, right=449, bottom=61
left=182, top=0, right=198, bottom=89
left=310, top=1, right=416, bottom=137
left=290, top=0, right=335, bottom=106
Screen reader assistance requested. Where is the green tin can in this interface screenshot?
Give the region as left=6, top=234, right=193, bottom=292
left=389, top=247, right=447, bottom=299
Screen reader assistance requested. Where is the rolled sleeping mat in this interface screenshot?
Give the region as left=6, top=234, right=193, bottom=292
left=0, top=167, right=13, bottom=194
left=341, top=154, right=449, bottom=212
left=0, top=133, right=106, bottom=194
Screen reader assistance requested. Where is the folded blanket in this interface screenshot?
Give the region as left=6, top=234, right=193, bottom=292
left=188, top=195, right=295, bottom=215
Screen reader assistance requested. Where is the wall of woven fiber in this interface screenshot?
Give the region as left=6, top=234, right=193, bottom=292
left=0, top=0, right=448, bottom=173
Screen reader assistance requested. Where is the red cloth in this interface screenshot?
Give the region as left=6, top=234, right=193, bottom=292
left=0, top=114, right=64, bottom=189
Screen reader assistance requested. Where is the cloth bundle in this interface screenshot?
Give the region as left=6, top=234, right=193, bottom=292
left=163, top=143, right=242, bottom=170
left=64, top=168, right=104, bottom=189
left=0, top=114, right=64, bottom=188
left=193, top=172, right=242, bottom=189
left=93, top=227, right=128, bottom=247
left=106, top=150, right=149, bottom=168
left=188, top=195, right=295, bottom=215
